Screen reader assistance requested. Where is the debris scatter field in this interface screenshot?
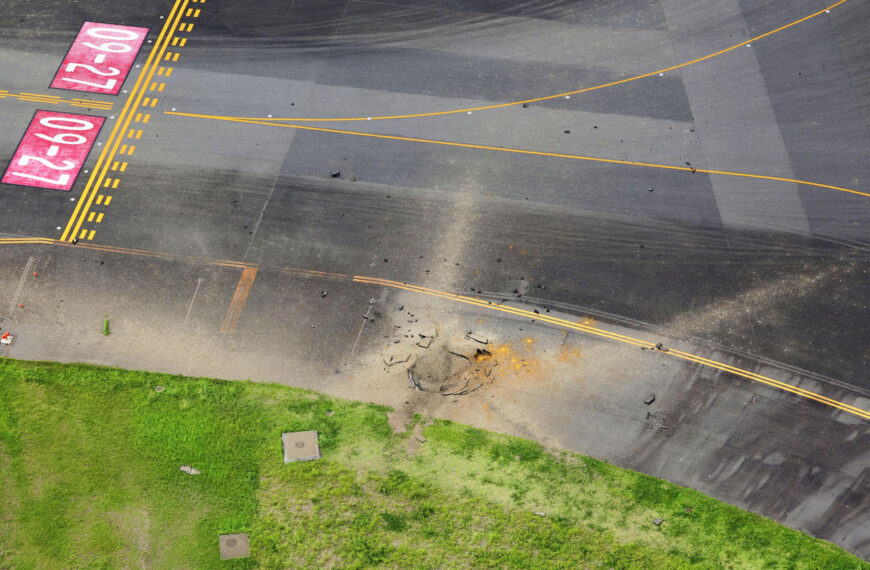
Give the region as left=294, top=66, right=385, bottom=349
left=1, top=0, right=870, bottom=561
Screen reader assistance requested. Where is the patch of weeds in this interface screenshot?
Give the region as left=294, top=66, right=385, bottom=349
left=102, top=315, right=110, bottom=336
left=424, top=421, right=490, bottom=458
left=488, top=438, right=544, bottom=464
left=380, top=512, right=407, bottom=532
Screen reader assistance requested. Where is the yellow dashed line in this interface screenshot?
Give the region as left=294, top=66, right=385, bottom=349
left=178, top=37, right=187, bottom=47
left=171, top=37, right=179, bottom=46
left=149, top=99, right=158, bottom=108
left=127, top=129, right=136, bottom=138
left=96, top=195, right=104, bottom=205
left=143, top=97, right=151, bottom=106
left=79, top=229, right=88, bottom=239
left=104, top=196, right=113, bottom=206
left=120, top=144, right=128, bottom=154
left=157, top=83, right=165, bottom=92
left=172, top=53, right=180, bottom=62
left=164, top=68, right=173, bottom=78
left=96, top=213, right=104, bottom=223
left=112, top=179, right=120, bottom=189
left=141, top=114, right=151, bottom=123
left=88, top=212, right=95, bottom=222
left=111, top=161, right=120, bottom=171
left=103, top=178, right=112, bottom=188
left=185, top=8, right=193, bottom=16
left=164, top=52, right=173, bottom=61
left=134, top=130, right=143, bottom=139
left=126, top=145, right=136, bottom=155
left=88, top=230, right=96, bottom=240
left=119, top=162, right=128, bottom=172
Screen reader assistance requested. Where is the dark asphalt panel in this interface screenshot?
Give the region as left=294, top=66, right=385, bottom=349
left=0, top=0, right=163, bottom=40
left=829, top=0, right=870, bottom=130
left=197, top=0, right=349, bottom=40
left=739, top=0, right=870, bottom=243
left=279, top=128, right=721, bottom=227
left=312, top=46, right=693, bottom=122
left=374, top=0, right=668, bottom=30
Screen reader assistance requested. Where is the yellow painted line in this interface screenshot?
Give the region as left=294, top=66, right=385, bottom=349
left=220, top=267, right=257, bottom=333
left=164, top=68, right=173, bottom=78
left=3, top=234, right=864, bottom=420
left=353, top=275, right=870, bottom=421
left=193, top=8, right=201, bottom=17
left=172, top=53, right=180, bottom=62
left=165, top=52, right=174, bottom=61
left=88, top=212, right=95, bottom=222
left=157, top=83, right=165, bottom=92
left=17, top=97, right=59, bottom=104
left=103, top=178, right=112, bottom=188
left=185, top=8, right=193, bottom=16
left=120, top=162, right=128, bottom=172
left=212, top=0, right=849, bottom=124
left=79, top=229, right=88, bottom=239
left=111, top=161, right=120, bottom=171
left=96, top=213, right=104, bottom=223
left=150, top=98, right=158, bottom=108
left=126, top=145, right=136, bottom=155
left=120, top=144, right=128, bottom=154
left=88, top=230, right=96, bottom=240
left=60, top=0, right=189, bottom=242
left=169, top=113, right=870, bottom=199
left=179, top=37, right=187, bottom=47
left=142, top=113, right=151, bottom=123
left=187, top=23, right=194, bottom=32
left=134, top=130, right=143, bottom=139
left=96, top=195, right=104, bottom=205
left=143, top=97, right=151, bottom=106
left=112, top=178, right=120, bottom=189
left=104, top=196, right=113, bottom=205
left=150, top=82, right=158, bottom=91
left=171, top=37, right=179, bottom=46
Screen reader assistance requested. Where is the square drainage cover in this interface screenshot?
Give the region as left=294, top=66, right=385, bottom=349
left=219, top=533, right=250, bottom=560
left=282, top=430, right=321, bottom=463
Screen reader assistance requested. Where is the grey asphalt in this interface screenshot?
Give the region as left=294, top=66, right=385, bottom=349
left=2, top=0, right=870, bottom=560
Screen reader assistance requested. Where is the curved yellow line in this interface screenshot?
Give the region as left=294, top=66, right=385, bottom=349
left=1, top=237, right=866, bottom=420
left=205, top=0, right=848, bottom=123
left=164, top=113, right=870, bottom=198
left=353, top=275, right=870, bottom=421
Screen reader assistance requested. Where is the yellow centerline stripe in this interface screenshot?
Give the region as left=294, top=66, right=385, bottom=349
left=60, top=0, right=189, bottom=242
left=352, top=276, right=870, bottom=421
left=166, top=114, right=870, bottom=199
left=0, top=236, right=867, bottom=420
left=198, top=0, right=848, bottom=123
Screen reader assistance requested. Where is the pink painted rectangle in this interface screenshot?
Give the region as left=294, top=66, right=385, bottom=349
left=2, top=110, right=105, bottom=191
left=50, top=22, right=149, bottom=95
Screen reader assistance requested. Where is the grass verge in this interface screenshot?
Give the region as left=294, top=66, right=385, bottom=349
left=0, top=357, right=865, bottom=568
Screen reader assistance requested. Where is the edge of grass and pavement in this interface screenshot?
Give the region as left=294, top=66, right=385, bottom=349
left=0, top=357, right=865, bottom=568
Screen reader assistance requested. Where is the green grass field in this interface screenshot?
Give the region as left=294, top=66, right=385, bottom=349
left=0, top=357, right=866, bottom=568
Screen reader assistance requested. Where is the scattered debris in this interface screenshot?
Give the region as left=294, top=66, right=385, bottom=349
left=326, top=411, right=334, bottom=417
left=648, top=187, right=654, bottom=192
left=654, top=342, right=668, bottom=352
left=522, top=103, right=528, bottom=108
left=180, top=465, right=200, bottom=475
left=465, top=331, right=487, bottom=344
left=644, top=393, right=656, bottom=405
left=330, top=171, right=341, bottom=178
left=533, top=512, right=546, bottom=517
left=416, top=337, right=433, bottom=349
left=0, top=332, right=12, bottom=345
left=72, top=238, right=78, bottom=244
left=319, top=290, right=328, bottom=297
left=414, top=435, right=427, bottom=443
left=155, top=386, right=165, bottom=392
left=653, top=518, right=664, bottom=526
left=420, top=329, right=437, bottom=339
left=385, top=353, right=411, bottom=366
left=685, top=507, right=693, bottom=513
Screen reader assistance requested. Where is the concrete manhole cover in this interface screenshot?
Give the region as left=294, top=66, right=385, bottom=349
left=282, top=430, right=321, bottom=463
left=219, top=533, right=249, bottom=559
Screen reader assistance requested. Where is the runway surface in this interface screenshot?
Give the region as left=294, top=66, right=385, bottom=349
left=2, top=0, right=870, bottom=558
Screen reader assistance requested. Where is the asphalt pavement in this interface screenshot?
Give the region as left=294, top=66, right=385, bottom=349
left=2, top=0, right=870, bottom=559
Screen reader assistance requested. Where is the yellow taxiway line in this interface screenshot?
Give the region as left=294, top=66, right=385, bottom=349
left=0, top=236, right=867, bottom=421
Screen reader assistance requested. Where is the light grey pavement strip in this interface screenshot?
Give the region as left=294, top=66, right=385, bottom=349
left=662, top=0, right=811, bottom=235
